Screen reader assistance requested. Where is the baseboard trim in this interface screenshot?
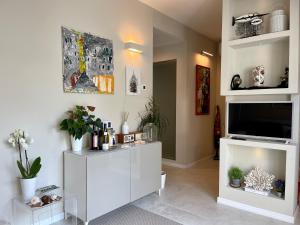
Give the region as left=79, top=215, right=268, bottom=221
left=35, top=212, right=64, bottom=225
left=162, top=155, right=213, bottom=169
left=217, top=197, right=297, bottom=224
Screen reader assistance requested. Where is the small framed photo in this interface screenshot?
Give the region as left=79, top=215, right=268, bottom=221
left=126, top=66, right=141, bottom=95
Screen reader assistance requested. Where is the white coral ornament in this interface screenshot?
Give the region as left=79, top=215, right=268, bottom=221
left=244, top=167, right=275, bottom=192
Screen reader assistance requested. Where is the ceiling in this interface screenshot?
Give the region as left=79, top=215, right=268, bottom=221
left=153, top=28, right=182, bottom=47
left=139, top=0, right=222, bottom=41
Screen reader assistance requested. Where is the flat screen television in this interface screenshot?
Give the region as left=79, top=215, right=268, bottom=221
left=228, top=102, right=293, bottom=140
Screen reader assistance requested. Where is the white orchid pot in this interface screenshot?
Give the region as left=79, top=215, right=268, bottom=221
left=20, top=177, right=37, bottom=202
left=71, top=136, right=83, bottom=152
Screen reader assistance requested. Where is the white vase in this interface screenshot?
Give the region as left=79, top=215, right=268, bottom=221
left=122, top=121, right=129, bottom=134
left=20, top=177, right=37, bottom=202
left=70, top=136, right=83, bottom=152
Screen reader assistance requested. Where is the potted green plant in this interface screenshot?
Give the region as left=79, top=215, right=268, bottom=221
left=60, top=105, right=101, bottom=152
left=228, top=167, right=243, bottom=188
left=8, top=129, right=42, bottom=201
left=138, top=97, right=168, bottom=141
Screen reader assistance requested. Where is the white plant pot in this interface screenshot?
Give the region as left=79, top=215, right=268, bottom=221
left=122, top=121, right=129, bottom=134
left=20, top=177, right=37, bottom=202
left=71, top=136, right=83, bottom=152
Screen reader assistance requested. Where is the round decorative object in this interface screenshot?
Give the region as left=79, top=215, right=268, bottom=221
left=231, top=74, right=242, bottom=90
left=251, top=65, right=265, bottom=87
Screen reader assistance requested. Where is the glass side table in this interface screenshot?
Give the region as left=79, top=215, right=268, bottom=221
left=12, top=188, right=77, bottom=225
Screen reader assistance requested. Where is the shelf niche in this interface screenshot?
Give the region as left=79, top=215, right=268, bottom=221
left=226, top=144, right=286, bottom=183
left=226, top=144, right=286, bottom=199
left=219, top=138, right=298, bottom=223
left=228, top=38, right=289, bottom=91
left=228, top=0, right=290, bottom=41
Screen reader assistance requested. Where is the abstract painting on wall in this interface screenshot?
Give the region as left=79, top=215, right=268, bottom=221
left=62, top=27, right=114, bottom=94
left=195, top=65, right=210, bottom=115
left=126, top=66, right=141, bottom=95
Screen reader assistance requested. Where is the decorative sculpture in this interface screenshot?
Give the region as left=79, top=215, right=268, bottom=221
left=279, top=67, right=289, bottom=88
left=232, top=13, right=269, bottom=38
left=244, top=167, right=275, bottom=192
left=231, top=74, right=242, bottom=90
left=251, top=65, right=265, bottom=87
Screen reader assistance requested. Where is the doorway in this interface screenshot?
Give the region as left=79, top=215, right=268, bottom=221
left=153, top=60, right=176, bottom=160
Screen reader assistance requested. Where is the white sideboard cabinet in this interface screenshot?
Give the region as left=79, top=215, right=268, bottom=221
left=64, top=142, right=162, bottom=224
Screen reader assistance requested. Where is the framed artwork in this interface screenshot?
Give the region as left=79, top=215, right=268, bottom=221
left=126, top=66, right=141, bottom=95
left=195, top=65, right=210, bottom=115
left=62, top=27, right=114, bottom=94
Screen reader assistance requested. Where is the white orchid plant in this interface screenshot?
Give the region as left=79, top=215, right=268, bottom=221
left=8, top=129, right=42, bottom=179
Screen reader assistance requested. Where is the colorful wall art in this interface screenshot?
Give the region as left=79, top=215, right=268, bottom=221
left=126, top=66, right=141, bottom=95
left=195, top=65, right=210, bottom=115
left=62, top=27, right=114, bottom=94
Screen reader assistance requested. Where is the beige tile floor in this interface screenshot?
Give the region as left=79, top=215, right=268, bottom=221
left=133, top=159, right=300, bottom=225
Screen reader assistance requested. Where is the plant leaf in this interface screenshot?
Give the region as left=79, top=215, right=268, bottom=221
left=17, top=160, right=27, bottom=178
left=29, top=157, right=42, bottom=178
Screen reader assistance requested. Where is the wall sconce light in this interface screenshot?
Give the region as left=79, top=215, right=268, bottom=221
left=201, top=50, right=214, bottom=57
left=125, top=42, right=143, bottom=54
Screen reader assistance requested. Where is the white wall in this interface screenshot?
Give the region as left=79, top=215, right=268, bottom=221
left=0, top=0, right=153, bottom=221
left=153, top=12, right=221, bottom=164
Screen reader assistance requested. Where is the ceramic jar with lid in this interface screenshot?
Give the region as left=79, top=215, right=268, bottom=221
left=270, top=9, right=288, bottom=33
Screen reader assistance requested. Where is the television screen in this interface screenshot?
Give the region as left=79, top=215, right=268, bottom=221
left=228, top=102, right=292, bottom=139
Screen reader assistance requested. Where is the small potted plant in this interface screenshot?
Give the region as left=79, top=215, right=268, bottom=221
left=60, top=105, right=101, bottom=152
left=228, top=167, right=243, bottom=188
left=274, top=179, right=285, bottom=198
left=8, top=129, right=42, bottom=201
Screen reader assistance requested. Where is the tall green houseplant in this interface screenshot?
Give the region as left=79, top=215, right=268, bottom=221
left=138, top=97, right=168, bottom=138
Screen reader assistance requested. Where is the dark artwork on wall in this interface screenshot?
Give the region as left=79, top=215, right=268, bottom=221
left=195, top=65, right=210, bottom=115
left=62, top=27, right=114, bottom=94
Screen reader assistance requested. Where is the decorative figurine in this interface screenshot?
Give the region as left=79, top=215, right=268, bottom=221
left=213, top=105, right=221, bottom=160
left=251, top=65, right=265, bottom=87
left=231, top=74, right=242, bottom=90
left=233, top=13, right=269, bottom=38
left=279, top=67, right=289, bottom=88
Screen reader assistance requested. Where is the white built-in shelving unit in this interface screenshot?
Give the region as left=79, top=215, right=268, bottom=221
left=218, top=0, right=300, bottom=223
left=218, top=138, right=299, bottom=223
left=221, top=0, right=299, bottom=96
